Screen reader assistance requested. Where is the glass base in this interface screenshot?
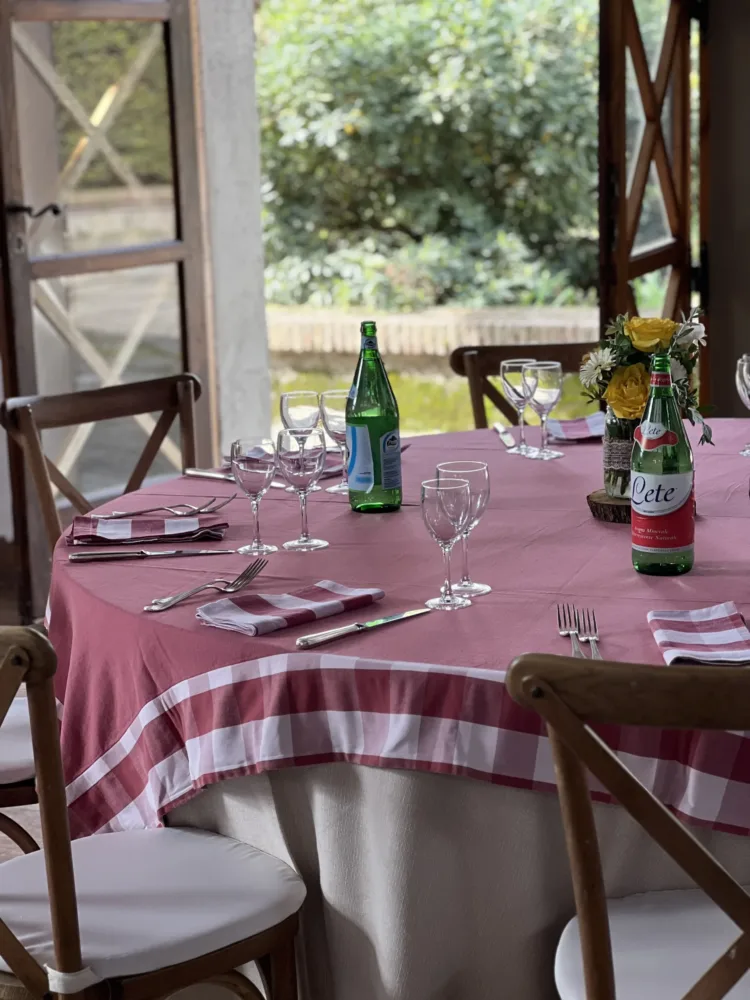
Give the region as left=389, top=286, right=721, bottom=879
left=452, top=580, right=491, bottom=597
left=741, top=445, right=750, bottom=457
left=283, top=538, right=329, bottom=551
left=425, top=595, right=472, bottom=611
left=326, top=481, right=349, bottom=494
left=529, top=447, right=564, bottom=461
left=506, top=444, right=534, bottom=456
left=237, top=541, right=278, bottom=555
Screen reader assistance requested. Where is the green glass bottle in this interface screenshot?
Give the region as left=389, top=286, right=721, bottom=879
left=631, top=351, right=694, bottom=575
left=346, top=320, right=402, bottom=513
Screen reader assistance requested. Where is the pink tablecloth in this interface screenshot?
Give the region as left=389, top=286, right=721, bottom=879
left=48, top=421, right=750, bottom=838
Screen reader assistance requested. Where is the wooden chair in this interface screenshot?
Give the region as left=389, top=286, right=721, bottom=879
left=449, top=343, right=598, bottom=428
left=0, top=374, right=202, bottom=552
left=0, top=626, right=305, bottom=1000
left=507, top=653, right=750, bottom=1000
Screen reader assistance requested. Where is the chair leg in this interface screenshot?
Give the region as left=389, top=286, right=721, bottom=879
left=199, top=971, right=264, bottom=1000
left=265, top=939, right=298, bottom=1000
left=0, top=812, right=39, bottom=854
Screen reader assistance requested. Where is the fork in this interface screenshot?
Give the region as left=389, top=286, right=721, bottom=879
left=95, top=495, right=237, bottom=520
left=577, top=607, right=602, bottom=660
left=557, top=603, right=586, bottom=658
left=143, top=558, right=267, bottom=613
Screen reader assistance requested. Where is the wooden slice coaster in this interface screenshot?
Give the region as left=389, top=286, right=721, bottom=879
left=587, top=489, right=631, bottom=524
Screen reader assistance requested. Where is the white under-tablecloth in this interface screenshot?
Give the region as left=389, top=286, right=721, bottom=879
left=172, top=764, right=750, bottom=1000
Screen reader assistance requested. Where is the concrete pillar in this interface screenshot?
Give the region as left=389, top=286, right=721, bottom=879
left=709, top=1, right=750, bottom=413
left=195, top=0, right=271, bottom=451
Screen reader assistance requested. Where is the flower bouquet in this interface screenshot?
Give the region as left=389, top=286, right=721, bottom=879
left=580, top=309, right=712, bottom=498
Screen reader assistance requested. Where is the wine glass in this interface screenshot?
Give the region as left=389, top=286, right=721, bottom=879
left=436, top=461, right=491, bottom=597
left=736, top=357, right=750, bottom=457
left=522, top=362, right=564, bottom=460
left=230, top=438, right=278, bottom=555
left=420, top=478, right=472, bottom=611
left=321, top=390, right=349, bottom=494
left=500, top=358, right=537, bottom=456
left=280, top=391, right=322, bottom=490
left=277, top=429, right=329, bottom=551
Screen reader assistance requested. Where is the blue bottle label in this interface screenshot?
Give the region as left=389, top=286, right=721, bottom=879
left=361, top=336, right=378, bottom=350
left=346, top=424, right=374, bottom=493
left=380, top=430, right=401, bottom=489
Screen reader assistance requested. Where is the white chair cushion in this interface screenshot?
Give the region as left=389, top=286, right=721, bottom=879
left=0, top=697, right=34, bottom=785
left=0, top=828, right=305, bottom=982
left=556, top=887, right=750, bottom=999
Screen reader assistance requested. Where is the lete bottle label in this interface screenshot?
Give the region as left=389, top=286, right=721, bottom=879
left=346, top=424, right=374, bottom=493
left=631, top=471, right=694, bottom=553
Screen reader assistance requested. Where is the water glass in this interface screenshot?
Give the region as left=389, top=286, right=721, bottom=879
left=280, top=391, right=321, bottom=435
left=420, top=478, right=472, bottom=611
left=736, top=357, right=750, bottom=457
left=500, top=358, right=537, bottom=456
left=436, top=461, right=490, bottom=597
left=321, top=390, right=349, bottom=494
left=522, top=361, right=564, bottom=460
left=230, top=438, right=278, bottom=555
left=277, top=429, right=329, bottom=551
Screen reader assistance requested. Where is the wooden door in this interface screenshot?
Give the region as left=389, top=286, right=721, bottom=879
left=0, top=0, right=217, bottom=622
left=599, top=0, right=703, bottom=330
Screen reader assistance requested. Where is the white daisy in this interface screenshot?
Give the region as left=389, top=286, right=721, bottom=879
left=675, top=321, right=707, bottom=348
left=671, top=357, right=688, bottom=383
left=580, top=346, right=617, bottom=388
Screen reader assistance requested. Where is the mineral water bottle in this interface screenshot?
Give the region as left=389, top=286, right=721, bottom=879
left=631, top=352, right=694, bottom=575
left=346, top=320, right=402, bottom=513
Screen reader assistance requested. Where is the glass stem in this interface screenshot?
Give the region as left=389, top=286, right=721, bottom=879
left=298, top=490, right=311, bottom=541
left=459, top=531, right=471, bottom=585
left=251, top=498, right=261, bottom=546
left=339, top=443, right=349, bottom=488
left=540, top=413, right=549, bottom=454
left=442, top=544, right=454, bottom=601
left=518, top=409, right=526, bottom=449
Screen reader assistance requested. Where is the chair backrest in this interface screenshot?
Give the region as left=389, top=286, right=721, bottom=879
left=0, top=374, right=202, bottom=551
left=449, top=343, right=598, bottom=428
left=0, top=627, right=83, bottom=997
left=507, top=653, right=750, bottom=1000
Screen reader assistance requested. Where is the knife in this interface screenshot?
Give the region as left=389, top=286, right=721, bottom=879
left=69, top=549, right=238, bottom=563
left=296, top=608, right=431, bottom=649
left=183, top=468, right=288, bottom=489
left=492, top=423, right=516, bottom=449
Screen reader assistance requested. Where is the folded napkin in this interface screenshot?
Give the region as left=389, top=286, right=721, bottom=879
left=197, top=580, right=385, bottom=636
left=68, top=515, right=228, bottom=545
left=647, top=602, right=750, bottom=665
left=548, top=411, right=605, bottom=441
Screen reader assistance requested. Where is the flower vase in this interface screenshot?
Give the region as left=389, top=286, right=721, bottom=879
left=603, top=406, right=639, bottom=499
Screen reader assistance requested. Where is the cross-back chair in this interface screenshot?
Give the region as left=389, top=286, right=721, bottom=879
left=507, top=652, right=750, bottom=1000
left=0, top=374, right=202, bottom=552
left=0, top=626, right=305, bottom=1000
left=449, top=343, right=598, bottom=428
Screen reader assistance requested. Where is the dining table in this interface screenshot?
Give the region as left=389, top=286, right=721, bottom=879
left=47, top=419, right=750, bottom=1000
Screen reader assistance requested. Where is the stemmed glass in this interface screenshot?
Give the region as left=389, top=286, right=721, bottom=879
left=500, top=358, right=537, bottom=456
left=436, top=461, right=491, bottom=597
left=281, top=391, right=323, bottom=491
left=230, top=438, right=278, bottom=555
left=277, top=429, right=329, bottom=551
left=736, top=357, right=750, bottom=457
left=522, top=361, right=564, bottom=461
left=320, top=390, right=349, bottom=494
left=420, top=478, right=472, bottom=611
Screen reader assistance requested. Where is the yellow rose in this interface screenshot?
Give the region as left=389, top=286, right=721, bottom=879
left=604, top=363, right=650, bottom=420
left=624, top=316, right=679, bottom=353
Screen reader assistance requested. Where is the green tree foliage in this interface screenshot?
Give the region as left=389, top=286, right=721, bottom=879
left=257, top=0, right=600, bottom=307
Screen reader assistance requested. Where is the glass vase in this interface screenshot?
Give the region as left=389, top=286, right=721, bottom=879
left=603, top=406, right=639, bottom=499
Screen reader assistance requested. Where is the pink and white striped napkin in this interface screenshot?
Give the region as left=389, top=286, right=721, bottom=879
left=548, top=411, right=605, bottom=441
left=647, top=602, right=750, bottom=665
left=68, top=515, right=228, bottom=545
left=197, top=580, right=385, bottom=636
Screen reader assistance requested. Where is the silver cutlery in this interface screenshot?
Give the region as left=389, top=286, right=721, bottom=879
left=557, top=603, right=586, bottom=658
left=144, top=558, right=267, bottom=613
left=183, top=468, right=287, bottom=489
left=296, top=608, right=431, bottom=649
left=70, top=549, right=239, bottom=563
left=92, top=495, right=237, bottom=520
left=492, top=423, right=516, bottom=450
left=577, top=607, right=602, bottom=659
